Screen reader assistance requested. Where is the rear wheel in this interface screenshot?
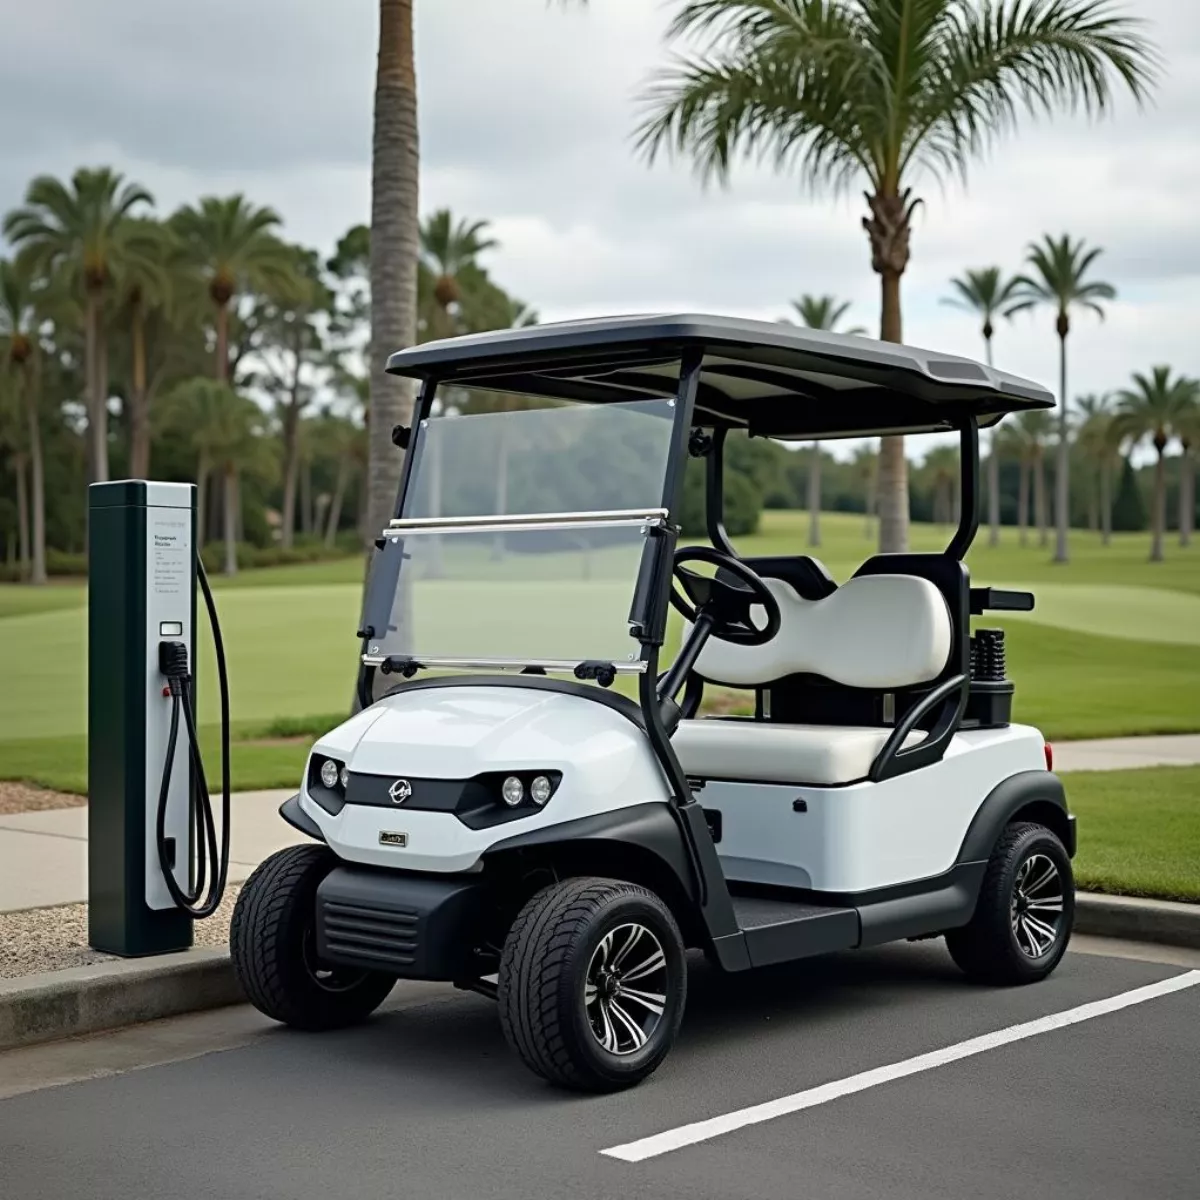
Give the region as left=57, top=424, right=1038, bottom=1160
left=946, top=822, right=1074, bottom=985
left=498, top=877, right=687, bottom=1092
left=231, top=845, right=396, bottom=1030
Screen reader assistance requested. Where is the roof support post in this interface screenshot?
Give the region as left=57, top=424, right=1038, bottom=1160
left=946, top=417, right=981, bottom=559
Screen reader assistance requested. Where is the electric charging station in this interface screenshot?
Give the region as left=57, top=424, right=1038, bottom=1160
left=87, top=480, right=231, bottom=957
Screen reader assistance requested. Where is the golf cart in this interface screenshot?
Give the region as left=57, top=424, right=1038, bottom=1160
left=230, top=315, right=1076, bottom=1092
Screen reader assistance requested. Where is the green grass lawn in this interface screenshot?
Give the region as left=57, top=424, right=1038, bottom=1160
left=2, top=509, right=1197, bottom=777
left=1067, top=766, right=1200, bottom=902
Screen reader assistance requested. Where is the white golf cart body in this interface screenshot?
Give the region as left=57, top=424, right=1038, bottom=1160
left=279, top=314, right=1074, bottom=981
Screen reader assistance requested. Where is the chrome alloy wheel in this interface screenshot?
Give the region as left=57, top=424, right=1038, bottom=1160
left=1010, top=853, right=1065, bottom=958
left=584, top=922, right=668, bottom=1056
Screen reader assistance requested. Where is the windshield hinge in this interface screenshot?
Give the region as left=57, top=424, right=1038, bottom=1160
left=574, top=660, right=617, bottom=688
left=379, top=655, right=423, bottom=678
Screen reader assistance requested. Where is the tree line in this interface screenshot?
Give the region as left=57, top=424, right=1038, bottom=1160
left=786, top=275, right=1198, bottom=563
left=0, top=168, right=532, bottom=582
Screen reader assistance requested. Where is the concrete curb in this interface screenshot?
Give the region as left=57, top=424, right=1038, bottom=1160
left=2, top=893, right=1197, bottom=1053
left=0, top=949, right=240, bottom=1052
left=1074, top=892, right=1200, bottom=950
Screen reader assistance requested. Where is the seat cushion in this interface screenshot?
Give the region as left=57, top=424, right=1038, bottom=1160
left=672, top=719, right=923, bottom=786
left=692, top=573, right=952, bottom=690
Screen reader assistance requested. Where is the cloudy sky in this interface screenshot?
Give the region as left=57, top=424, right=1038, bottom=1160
left=3, top=0, right=1197, bottom=415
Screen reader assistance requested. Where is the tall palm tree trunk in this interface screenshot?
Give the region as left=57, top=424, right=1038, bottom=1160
left=365, top=0, right=420, bottom=549
left=325, top=454, right=350, bottom=547
left=222, top=463, right=238, bottom=576
left=876, top=269, right=908, bottom=554
left=866, top=190, right=910, bottom=555
left=24, top=377, right=46, bottom=584
left=1150, top=446, right=1166, bottom=562
left=85, top=292, right=108, bottom=483
left=807, top=443, right=821, bottom=547
left=129, top=305, right=151, bottom=478
left=1018, top=458, right=1030, bottom=547
left=14, top=452, right=29, bottom=579
left=1053, top=329, right=1070, bottom=562
left=1034, top=449, right=1048, bottom=547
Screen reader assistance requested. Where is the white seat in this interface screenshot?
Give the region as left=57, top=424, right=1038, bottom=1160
left=672, top=719, right=923, bottom=786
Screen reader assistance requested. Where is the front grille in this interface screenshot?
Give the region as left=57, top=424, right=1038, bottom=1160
left=321, top=899, right=419, bottom=970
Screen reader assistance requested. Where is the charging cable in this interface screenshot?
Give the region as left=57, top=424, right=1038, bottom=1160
left=155, top=557, right=232, bottom=918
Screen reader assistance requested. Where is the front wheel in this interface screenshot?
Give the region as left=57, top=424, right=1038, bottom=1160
left=946, top=821, right=1074, bottom=986
left=498, top=877, right=687, bottom=1092
left=230, top=845, right=396, bottom=1030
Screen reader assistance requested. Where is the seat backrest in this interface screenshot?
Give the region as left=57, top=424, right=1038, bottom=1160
left=692, top=573, right=953, bottom=690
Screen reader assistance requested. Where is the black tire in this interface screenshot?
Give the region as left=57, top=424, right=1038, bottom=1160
left=946, top=821, right=1074, bottom=986
left=498, top=877, right=687, bottom=1092
left=230, top=845, right=395, bottom=1030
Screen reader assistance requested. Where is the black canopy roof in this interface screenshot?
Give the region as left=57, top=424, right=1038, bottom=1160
left=386, top=313, right=1053, bottom=438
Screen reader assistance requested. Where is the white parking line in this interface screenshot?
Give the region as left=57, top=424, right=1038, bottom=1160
left=602, top=969, right=1200, bottom=1163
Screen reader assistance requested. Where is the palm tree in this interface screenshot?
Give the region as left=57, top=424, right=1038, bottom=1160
left=922, top=445, right=961, bottom=527
left=1074, top=393, right=1116, bottom=540
left=259, top=246, right=330, bottom=549
left=362, top=1, right=587, bottom=561
left=170, top=196, right=295, bottom=383
left=788, top=294, right=864, bottom=548
left=1002, top=411, right=1053, bottom=548
left=1016, top=235, right=1117, bottom=562
left=365, top=0, right=421, bottom=552
left=942, top=267, right=1026, bottom=547
left=637, top=0, right=1157, bottom=554
left=3, top=167, right=154, bottom=482
left=0, top=258, right=46, bottom=584
left=419, top=210, right=498, bottom=337
left=851, top=443, right=877, bottom=538
left=0, top=371, right=29, bottom=576
left=111, top=218, right=175, bottom=478
left=321, top=417, right=367, bottom=549
left=1177, top=400, right=1199, bottom=548
left=1115, top=367, right=1199, bottom=563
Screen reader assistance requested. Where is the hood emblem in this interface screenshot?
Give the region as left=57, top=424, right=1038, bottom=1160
left=388, top=778, right=412, bottom=804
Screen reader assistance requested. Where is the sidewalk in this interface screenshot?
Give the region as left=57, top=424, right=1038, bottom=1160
left=1, top=734, right=1198, bottom=915
left=1050, top=734, right=1200, bottom=773
left=0, top=790, right=299, bottom=913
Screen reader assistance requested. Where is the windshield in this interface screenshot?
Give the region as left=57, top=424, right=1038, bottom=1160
left=362, top=518, right=654, bottom=672
left=403, top=397, right=676, bottom=519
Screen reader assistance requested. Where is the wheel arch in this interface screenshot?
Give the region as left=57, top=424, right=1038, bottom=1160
left=958, top=770, right=1075, bottom=863
left=481, top=803, right=702, bottom=944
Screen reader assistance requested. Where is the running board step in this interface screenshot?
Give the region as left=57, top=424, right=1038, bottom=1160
left=731, top=895, right=859, bottom=968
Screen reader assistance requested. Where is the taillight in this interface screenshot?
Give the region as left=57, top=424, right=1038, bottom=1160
left=1044, top=743, right=1054, bottom=771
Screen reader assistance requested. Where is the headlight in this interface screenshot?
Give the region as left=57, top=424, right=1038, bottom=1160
left=530, top=775, right=552, bottom=806
left=319, top=758, right=341, bottom=790
left=501, top=776, right=525, bottom=807
left=339, top=765, right=351, bottom=789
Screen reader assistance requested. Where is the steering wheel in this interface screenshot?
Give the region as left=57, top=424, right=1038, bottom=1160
left=669, top=546, right=781, bottom=646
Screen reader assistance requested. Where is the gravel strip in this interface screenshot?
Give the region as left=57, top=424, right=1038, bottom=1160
left=0, top=885, right=242, bottom=980
left=0, top=782, right=86, bottom=815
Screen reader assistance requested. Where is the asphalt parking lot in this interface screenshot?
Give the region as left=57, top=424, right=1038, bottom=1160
left=2, top=938, right=1197, bottom=1200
